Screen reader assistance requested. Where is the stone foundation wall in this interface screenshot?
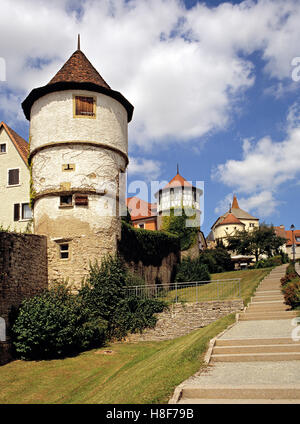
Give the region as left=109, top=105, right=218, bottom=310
left=126, top=300, right=244, bottom=342
left=0, top=232, right=48, bottom=365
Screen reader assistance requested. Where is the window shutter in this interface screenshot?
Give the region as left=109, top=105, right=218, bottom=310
left=75, top=96, right=94, bottom=116
left=8, top=169, right=19, bottom=185
left=14, top=204, right=20, bottom=221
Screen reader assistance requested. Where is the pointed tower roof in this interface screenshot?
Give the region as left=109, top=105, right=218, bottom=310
left=232, top=195, right=239, bottom=209
left=0, top=121, right=28, bottom=165
left=22, top=41, right=133, bottom=122
left=48, top=49, right=111, bottom=88
left=162, top=172, right=193, bottom=190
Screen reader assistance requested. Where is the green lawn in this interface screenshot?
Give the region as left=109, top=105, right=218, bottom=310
left=0, top=314, right=235, bottom=404
left=164, top=268, right=272, bottom=306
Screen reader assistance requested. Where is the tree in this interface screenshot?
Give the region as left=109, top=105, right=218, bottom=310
left=226, top=224, right=286, bottom=262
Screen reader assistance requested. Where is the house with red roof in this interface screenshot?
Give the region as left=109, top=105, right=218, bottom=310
left=0, top=122, right=32, bottom=231
left=209, top=195, right=259, bottom=247
left=275, top=225, right=300, bottom=260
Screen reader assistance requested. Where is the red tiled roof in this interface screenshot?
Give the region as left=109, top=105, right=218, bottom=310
left=0, top=121, right=28, bottom=165
left=126, top=197, right=157, bottom=221
left=48, top=49, right=111, bottom=88
left=215, top=213, right=245, bottom=228
left=162, top=173, right=193, bottom=190
left=285, top=229, right=300, bottom=246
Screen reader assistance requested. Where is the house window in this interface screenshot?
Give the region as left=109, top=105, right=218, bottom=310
left=13, top=204, right=20, bottom=221
left=139, top=223, right=145, bottom=229
left=0, top=144, right=6, bottom=153
left=8, top=169, right=19, bottom=186
left=22, top=203, right=32, bottom=220
left=74, top=96, right=95, bottom=117
left=59, top=243, right=70, bottom=260
left=60, top=195, right=73, bottom=207
left=170, top=188, right=174, bottom=201
left=249, top=223, right=255, bottom=227
left=295, top=237, right=300, bottom=243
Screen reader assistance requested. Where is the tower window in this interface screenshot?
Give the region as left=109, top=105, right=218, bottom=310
left=8, top=168, right=19, bottom=186
left=74, top=96, right=95, bottom=117
left=62, top=163, right=75, bottom=172
left=192, top=187, right=196, bottom=202
left=59, top=243, right=70, bottom=260
left=60, top=195, right=73, bottom=207
left=75, top=194, right=88, bottom=206
left=0, top=144, right=6, bottom=153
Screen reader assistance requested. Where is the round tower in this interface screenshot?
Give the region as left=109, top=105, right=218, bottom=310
left=22, top=40, right=134, bottom=288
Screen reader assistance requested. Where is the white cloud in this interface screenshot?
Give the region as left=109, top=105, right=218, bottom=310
left=213, top=102, right=300, bottom=216
left=1, top=0, right=300, bottom=146
left=127, top=156, right=162, bottom=180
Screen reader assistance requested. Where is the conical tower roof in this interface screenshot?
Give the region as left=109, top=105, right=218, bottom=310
left=48, top=49, right=111, bottom=88
left=22, top=42, right=133, bottom=122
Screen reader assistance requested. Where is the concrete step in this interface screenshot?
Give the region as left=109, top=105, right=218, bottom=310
left=239, top=311, right=298, bottom=320
left=213, top=344, right=300, bottom=354
left=180, top=385, right=300, bottom=399
left=215, top=337, right=297, bottom=346
left=246, top=304, right=288, bottom=312
left=178, top=398, right=300, bottom=404
left=252, top=295, right=283, bottom=301
left=255, top=290, right=282, bottom=294
left=210, top=352, right=300, bottom=362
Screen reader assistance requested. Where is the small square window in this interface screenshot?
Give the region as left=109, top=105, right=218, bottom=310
left=75, top=96, right=95, bottom=117
left=59, top=243, right=70, bottom=259
left=8, top=169, right=19, bottom=186
left=22, top=203, right=32, bottom=220
left=138, top=223, right=145, bottom=229
left=60, top=195, right=73, bottom=207
left=75, top=194, right=88, bottom=206
left=0, top=144, right=6, bottom=153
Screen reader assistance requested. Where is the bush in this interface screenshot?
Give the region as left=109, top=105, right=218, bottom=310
left=175, top=257, right=210, bottom=283
left=12, top=286, right=107, bottom=360
left=12, top=256, right=167, bottom=360
left=254, top=255, right=283, bottom=269
left=282, top=282, right=300, bottom=308
left=79, top=255, right=166, bottom=340
left=198, top=248, right=234, bottom=273
left=119, top=222, right=180, bottom=267
left=280, top=261, right=300, bottom=308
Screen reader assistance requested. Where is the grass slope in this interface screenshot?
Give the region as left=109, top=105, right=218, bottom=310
left=0, top=314, right=235, bottom=404
left=165, top=268, right=272, bottom=306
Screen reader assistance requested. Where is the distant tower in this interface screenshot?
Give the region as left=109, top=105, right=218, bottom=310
left=155, top=167, right=203, bottom=230
left=22, top=40, right=134, bottom=288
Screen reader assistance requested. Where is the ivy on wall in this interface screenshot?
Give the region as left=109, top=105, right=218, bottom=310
left=118, top=222, right=180, bottom=267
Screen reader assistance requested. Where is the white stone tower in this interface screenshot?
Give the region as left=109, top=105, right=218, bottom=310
left=22, top=39, right=134, bottom=287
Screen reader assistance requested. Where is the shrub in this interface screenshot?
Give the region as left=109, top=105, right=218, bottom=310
left=79, top=255, right=166, bottom=340
left=175, top=257, right=210, bottom=283
left=254, top=255, right=283, bottom=269
left=161, top=208, right=199, bottom=251
left=12, top=285, right=107, bottom=360
left=12, top=256, right=167, bottom=360
left=282, top=282, right=300, bottom=308
left=198, top=248, right=234, bottom=273
left=119, top=222, right=180, bottom=267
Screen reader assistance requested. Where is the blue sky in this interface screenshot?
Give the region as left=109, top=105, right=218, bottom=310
left=1, top=0, right=300, bottom=236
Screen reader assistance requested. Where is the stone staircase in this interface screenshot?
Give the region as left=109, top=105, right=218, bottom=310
left=172, top=265, right=300, bottom=404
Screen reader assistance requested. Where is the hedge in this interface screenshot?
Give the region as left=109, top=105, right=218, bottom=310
left=118, top=222, right=180, bottom=266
